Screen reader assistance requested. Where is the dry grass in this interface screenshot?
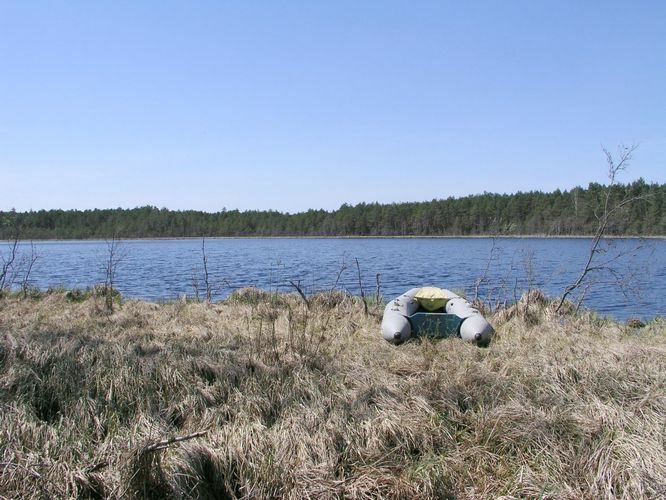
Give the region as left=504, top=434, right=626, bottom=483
left=0, top=289, right=664, bottom=499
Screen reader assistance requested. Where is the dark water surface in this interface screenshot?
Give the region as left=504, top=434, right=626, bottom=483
left=7, top=237, right=665, bottom=321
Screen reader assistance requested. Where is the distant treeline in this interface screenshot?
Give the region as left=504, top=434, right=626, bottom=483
left=2, top=179, right=665, bottom=239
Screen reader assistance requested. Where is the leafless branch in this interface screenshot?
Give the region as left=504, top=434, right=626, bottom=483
left=20, top=241, right=38, bottom=297
left=288, top=279, right=310, bottom=308
left=201, top=236, right=212, bottom=302
left=355, top=258, right=368, bottom=316
left=557, top=144, right=643, bottom=312
left=84, top=461, right=109, bottom=473
left=0, top=238, right=19, bottom=291
left=473, top=237, right=498, bottom=304
left=142, top=431, right=208, bottom=453
left=0, top=212, right=21, bottom=292
left=331, top=252, right=348, bottom=291
left=103, top=236, right=125, bottom=312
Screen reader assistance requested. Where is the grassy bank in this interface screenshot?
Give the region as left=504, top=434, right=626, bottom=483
left=0, top=290, right=665, bottom=499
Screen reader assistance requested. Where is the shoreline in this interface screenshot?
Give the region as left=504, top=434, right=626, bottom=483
left=4, top=234, right=665, bottom=243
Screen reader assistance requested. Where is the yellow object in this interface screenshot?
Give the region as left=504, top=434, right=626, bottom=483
left=414, top=287, right=448, bottom=311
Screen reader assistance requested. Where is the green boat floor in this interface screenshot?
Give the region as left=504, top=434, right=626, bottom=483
left=408, top=312, right=463, bottom=338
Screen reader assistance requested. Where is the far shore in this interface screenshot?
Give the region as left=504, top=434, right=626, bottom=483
left=4, top=233, right=666, bottom=243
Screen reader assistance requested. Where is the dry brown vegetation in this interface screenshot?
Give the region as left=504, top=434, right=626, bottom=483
left=0, top=289, right=665, bottom=499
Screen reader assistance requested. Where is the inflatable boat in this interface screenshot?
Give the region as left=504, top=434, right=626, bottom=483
left=381, top=287, right=493, bottom=347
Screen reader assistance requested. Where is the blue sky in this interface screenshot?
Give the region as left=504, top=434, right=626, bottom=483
left=1, top=1, right=665, bottom=213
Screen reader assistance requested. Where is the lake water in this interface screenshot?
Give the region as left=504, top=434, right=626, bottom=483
left=4, top=237, right=665, bottom=321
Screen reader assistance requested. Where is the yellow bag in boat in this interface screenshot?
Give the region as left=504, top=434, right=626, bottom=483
left=414, top=287, right=448, bottom=311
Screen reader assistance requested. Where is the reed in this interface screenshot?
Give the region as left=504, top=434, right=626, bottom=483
left=0, top=289, right=664, bottom=498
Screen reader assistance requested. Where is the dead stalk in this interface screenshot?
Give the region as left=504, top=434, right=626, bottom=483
left=356, top=258, right=368, bottom=316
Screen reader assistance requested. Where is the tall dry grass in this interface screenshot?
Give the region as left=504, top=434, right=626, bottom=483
left=0, top=289, right=664, bottom=499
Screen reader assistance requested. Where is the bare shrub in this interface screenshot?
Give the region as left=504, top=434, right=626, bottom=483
left=0, top=212, right=38, bottom=297
left=98, top=237, right=125, bottom=313
left=557, top=144, right=648, bottom=312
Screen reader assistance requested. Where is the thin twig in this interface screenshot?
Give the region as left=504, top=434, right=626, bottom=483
left=142, top=430, right=208, bottom=453
left=473, top=237, right=498, bottom=305
left=202, top=236, right=212, bottom=302
left=355, top=258, right=368, bottom=316
left=288, top=280, right=310, bottom=308
left=85, top=461, right=109, bottom=473
left=333, top=252, right=348, bottom=289
left=0, top=235, right=19, bottom=291
left=21, top=241, right=38, bottom=297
